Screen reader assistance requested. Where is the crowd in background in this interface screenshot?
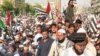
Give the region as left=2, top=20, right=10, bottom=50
left=0, top=0, right=100, bottom=56
left=0, top=13, right=100, bottom=56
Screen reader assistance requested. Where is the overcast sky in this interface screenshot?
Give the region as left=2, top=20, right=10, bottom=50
left=25, top=0, right=91, bottom=8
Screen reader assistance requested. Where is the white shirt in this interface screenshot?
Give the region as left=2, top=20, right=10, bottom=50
left=48, top=38, right=73, bottom=56
left=62, top=47, right=94, bottom=56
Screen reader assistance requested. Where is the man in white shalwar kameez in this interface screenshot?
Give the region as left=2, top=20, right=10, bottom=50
left=48, top=29, right=73, bottom=56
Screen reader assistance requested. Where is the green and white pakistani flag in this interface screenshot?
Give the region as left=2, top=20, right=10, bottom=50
left=0, top=19, right=6, bottom=30
left=34, top=10, right=38, bottom=17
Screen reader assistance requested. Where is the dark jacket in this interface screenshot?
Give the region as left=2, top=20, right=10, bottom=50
left=20, top=52, right=32, bottom=56
left=36, top=37, right=54, bottom=56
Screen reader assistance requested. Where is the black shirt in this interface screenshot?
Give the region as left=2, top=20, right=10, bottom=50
left=36, top=37, right=54, bottom=56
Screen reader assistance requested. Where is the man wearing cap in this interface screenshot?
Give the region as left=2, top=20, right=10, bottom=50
left=62, top=33, right=94, bottom=56
left=48, top=29, right=73, bottom=56
left=77, top=28, right=97, bottom=56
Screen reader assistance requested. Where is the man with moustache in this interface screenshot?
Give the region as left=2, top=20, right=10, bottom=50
left=36, top=28, right=54, bottom=56
left=63, top=0, right=75, bottom=23
left=62, top=33, right=94, bottom=56
left=48, top=29, right=73, bottom=56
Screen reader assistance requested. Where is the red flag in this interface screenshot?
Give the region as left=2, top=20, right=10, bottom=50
left=6, top=11, right=11, bottom=26
left=46, top=2, right=51, bottom=15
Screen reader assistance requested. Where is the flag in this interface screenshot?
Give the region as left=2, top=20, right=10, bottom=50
left=12, top=12, right=16, bottom=19
left=34, top=10, right=38, bottom=17
left=0, top=19, right=6, bottom=30
left=46, top=2, right=51, bottom=15
left=6, top=11, right=12, bottom=26
left=1, top=11, right=6, bottom=17
left=87, top=15, right=97, bottom=33
left=89, top=18, right=97, bottom=33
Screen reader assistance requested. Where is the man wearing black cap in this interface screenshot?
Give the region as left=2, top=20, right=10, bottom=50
left=62, top=33, right=94, bottom=56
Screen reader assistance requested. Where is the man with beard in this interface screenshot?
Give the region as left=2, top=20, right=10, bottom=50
left=63, top=0, right=75, bottom=23
left=36, top=28, right=54, bottom=56
left=48, top=29, right=73, bottom=56
left=62, top=33, right=94, bottom=56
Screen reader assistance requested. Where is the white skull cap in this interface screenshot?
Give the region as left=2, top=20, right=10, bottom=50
left=19, top=44, right=24, bottom=48
left=58, top=29, right=66, bottom=34
left=14, top=54, right=20, bottom=56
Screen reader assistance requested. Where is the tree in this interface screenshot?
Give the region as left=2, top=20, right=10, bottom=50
left=1, top=1, right=14, bottom=11
left=14, top=8, right=20, bottom=16
left=25, top=3, right=30, bottom=14
left=24, top=3, right=36, bottom=15
left=33, top=3, right=45, bottom=10
left=29, top=6, right=35, bottom=15
left=1, top=1, right=14, bottom=17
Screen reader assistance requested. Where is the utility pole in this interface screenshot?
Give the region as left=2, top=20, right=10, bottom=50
left=55, top=0, right=61, bottom=16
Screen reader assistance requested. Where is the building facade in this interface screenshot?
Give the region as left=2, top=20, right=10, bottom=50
left=0, top=0, right=15, bottom=11
left=91, top=0, right=100, bottom=14
left=0, top=0, right=3, bottom=6
left=15, top=0, right=25, bottom=8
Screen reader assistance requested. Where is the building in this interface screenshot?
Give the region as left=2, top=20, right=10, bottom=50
left=91, top=0, right=100, bottom=21
left=91, top=0, right=100, bottom=14
left=0, top=0, right=15, bottom=6
left=0, top=0, right=4, bottom=10
left=0, top=0, right=3, bottom=6
left=0, top=0, right=15, bottom=10
left=15, top=0, right=25, bottom=8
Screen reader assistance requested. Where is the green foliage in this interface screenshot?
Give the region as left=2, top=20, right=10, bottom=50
left=14, top=8, right=20, bottom=16
left=1, top=1, right=14, bottom=11
left=24, top=3, right=36, bottom=15
left=25, top=3, right=30, bottom=13
left=1, top=1, right=44, bottom=15
left=30, top=6, right=35, bottom=15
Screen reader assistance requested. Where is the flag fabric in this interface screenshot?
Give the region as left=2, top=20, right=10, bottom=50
left=46, top=2, right=51, bottom=15
left=6, top=11, right=12, bottom=26
left=12, top=12, right=16, bottom=19
left=0, top=19, right=6, bottom=30
left=87, top=15, right=97, bottom=33
left=1, top=11, right=6, bottom=17
left=89, top=18, right=97, bottom=33
left=34, top=10, right=38, bottom=17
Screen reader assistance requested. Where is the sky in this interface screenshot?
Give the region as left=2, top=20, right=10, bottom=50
left=25, top=0, right=91, bottom=7
left=76, top=0, right=91, bottom=7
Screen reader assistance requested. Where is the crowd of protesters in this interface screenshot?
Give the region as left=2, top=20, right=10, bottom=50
left=0, top=13, right=100, bottom=56
left=0, top=0, right=100, bottom=56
